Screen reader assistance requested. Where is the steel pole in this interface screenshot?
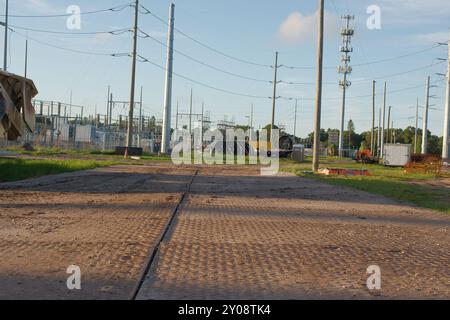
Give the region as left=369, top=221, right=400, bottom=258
left=161, top=3, right=175, bottom=154
left=339, top=72, right=347, bottom=157
left=126, top=0, right=139, bottom=152
left=380, top=82, right=387, bottom=158
left=271, top=52, right=279, bottom=135
left=371, top=80, right=376, bottom=152
left=3, top=0, right=8, bottom=71
left=312, top=0, right=324, bottom=171
left=442, top=40, right=450, bottom=160
left=422, top=76, right=430, bottom=154
left=415, top=99, right=419, bottom=154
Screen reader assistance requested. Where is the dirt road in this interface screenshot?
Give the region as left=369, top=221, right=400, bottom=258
left=0, top=164, right=448, bottom=299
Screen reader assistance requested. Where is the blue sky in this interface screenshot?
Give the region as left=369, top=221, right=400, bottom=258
left=2, top=0, right=449, bottom=137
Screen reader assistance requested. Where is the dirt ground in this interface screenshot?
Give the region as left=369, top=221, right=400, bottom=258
left=0, top=163, right=449, bottom=300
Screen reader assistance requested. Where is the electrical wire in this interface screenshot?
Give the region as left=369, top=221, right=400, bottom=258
left=137, top=28, right=271, bottom=83
left=0, top=3, right=133, bottom=18
left=137, top=54, right=270, bottom=99
left=11, top=28, right=130, bottom=57
left=9, top=25, right=131, bottom=35
left=138, top=4, right=272, bottom=68
left=282, top=78, right=443, bottom=101
left=282, top=45, right=442, bottom=70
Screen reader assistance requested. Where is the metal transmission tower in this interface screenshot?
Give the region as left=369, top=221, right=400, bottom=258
left=443, top=38, right=450, bottom=160
left=338, top=15, right=355, bottom=158
left=161, top=3, right=175, bottom=154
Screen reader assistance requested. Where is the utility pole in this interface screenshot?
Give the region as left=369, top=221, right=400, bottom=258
left=201, top=102, right=204, bottom=148
left=250, top=103, right=254, bottom=130
left=387, top=106, right=391, bottom=144
left=371, top=80, right=376, bottom=152
left=24, top=39, right=28, bottom=78
left=189, top=88, right=193, bottom=134
left=294, top=99, right=298, bottom=142
left=3, top=0, right=8, bottom=71
left=138, top=86, right=143, bottom=147
left=422, top=76, right=430, bottom=154
left=106, top=86, right=110, bottom=127
left=442, top=38, right=450, bottom=160
left=391, top=120, right=394, bottom=143
left=271, top=51, right=281, bottom=138
left=109, top=93, right=113, bottom=128
left=126, top=0, right=139, bottom=155
left=312, top=0, right=324, bottom=172
left=415, top=98, right=419, bottom=154
left=380, top=82, right=387, bottom=158
left=161, top=3, right=175, bottom=154
left=377, top=108, right=381, bottom=157
left=338, top=14, right=354, bottom=158
left=175, top=101, right=179, bottom=130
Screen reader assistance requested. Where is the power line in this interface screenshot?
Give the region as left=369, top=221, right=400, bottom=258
left=281, top=61, right=445, bottom=86
left=137, top=54, right=270, bottom=99
left=282, top=45, right=442, bottom=70
left=0, top=3, right=132, bottom=18
left=138, top=28, right=270, bottom=83
left=282, top=78, right=444, bottom=101
left=9, top=25, right=131, bottom=35
left=138, top=4, right=272, bottom=68
left=11, top=28, right=130, bottom=57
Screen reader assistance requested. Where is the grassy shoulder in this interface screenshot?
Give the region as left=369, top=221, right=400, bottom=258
left=2, top=146, right=172, bottom=162
left=281, top=157, right=450, bottom=214
left=0, top=158, right=115, bottom=183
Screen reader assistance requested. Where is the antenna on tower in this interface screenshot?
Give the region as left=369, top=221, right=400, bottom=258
left=338, top=14, right=355, bottom=158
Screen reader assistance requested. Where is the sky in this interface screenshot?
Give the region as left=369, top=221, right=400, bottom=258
left=1, top=0, right=449, bottom=137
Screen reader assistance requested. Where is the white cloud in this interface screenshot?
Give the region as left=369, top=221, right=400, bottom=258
left=277, top=11, right=338, bottom=44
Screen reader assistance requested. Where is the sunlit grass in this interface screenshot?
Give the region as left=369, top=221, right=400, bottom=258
left=0, top=158, right=114, bottom=182
left=281, top=157, right=449, bottom=213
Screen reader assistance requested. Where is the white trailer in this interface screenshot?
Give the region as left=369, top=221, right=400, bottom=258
left=383, top=144, right=412, bottom=167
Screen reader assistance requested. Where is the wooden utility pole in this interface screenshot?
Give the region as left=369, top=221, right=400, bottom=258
left=312, top=0, right=324, bottom=172
left=271, top=51, right=280, bottom=138
left=125, top=0, right=139, bottom=156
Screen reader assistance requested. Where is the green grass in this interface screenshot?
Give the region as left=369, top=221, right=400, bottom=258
left=0, top=158, right=115, bottom=182
left=2, top=146, right=172, bottom=161
left=281, top=157, right=450, bottom=214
